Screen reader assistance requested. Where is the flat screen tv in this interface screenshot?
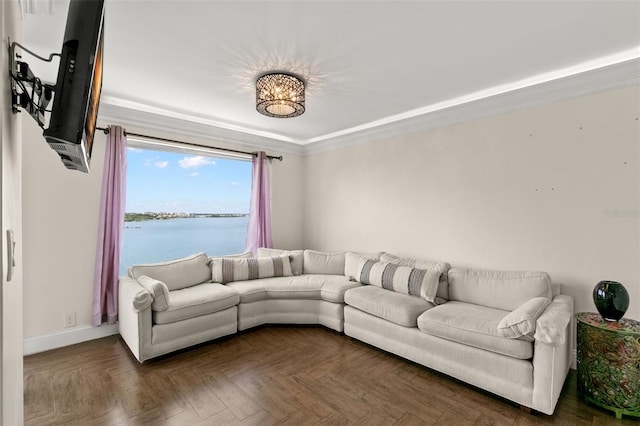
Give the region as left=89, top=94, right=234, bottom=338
left=43, top=0, right=104, bottom=173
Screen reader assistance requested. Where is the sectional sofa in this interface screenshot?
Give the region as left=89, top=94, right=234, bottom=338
left=118, top=249, right=574, bottom=415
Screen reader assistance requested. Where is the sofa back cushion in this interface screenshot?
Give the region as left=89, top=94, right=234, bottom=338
left=379, top=252, right=451, bottom=302
left=128, top=252, right=211, bottom=291
left=258, top=248, right=304, bottom=275
left=448, top=268, right=553, bottom=311
left=211, top=255, right=293, bottom=284
left=303, top=250, right=345, bottom=275
left=209, top=251, right=254, bottom=262
left=355, top=258, right=444, bottom=305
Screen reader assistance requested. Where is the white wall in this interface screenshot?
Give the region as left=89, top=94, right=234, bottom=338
left=22, top=124, right=304, bottom=343
left=303, top=85, right=640, bottom=322
left=22, top=118, right=106, bottom=340
left=270, top=151, right=305, bottom=250
left=1, top=1, right=24, bottom=423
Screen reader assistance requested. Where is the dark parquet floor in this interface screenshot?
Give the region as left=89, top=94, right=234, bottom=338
left=24, top=326, right=636, bottom=425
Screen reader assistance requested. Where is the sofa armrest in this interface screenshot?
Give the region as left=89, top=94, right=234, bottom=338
left=118, top=276, right=153, bottom=362
left=531, top=294, right=574, bottom=415
left=534, top=294, right=573, bottom=345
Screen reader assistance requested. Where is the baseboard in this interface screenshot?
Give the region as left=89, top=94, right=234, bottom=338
left=23, top=324, right=119, bottom=356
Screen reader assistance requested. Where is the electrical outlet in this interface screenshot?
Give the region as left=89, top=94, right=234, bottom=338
left=64, top=312, right=76, bottom=328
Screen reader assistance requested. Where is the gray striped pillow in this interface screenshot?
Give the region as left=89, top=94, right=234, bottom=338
left=356, top=258, right=442, bottom=304
left=211, top=255, right=293, bottom=284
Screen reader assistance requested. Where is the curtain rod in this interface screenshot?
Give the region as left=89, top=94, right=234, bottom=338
left=95, top=126, right=283, bottom=161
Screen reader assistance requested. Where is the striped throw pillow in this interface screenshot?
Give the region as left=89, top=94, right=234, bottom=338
left=355, top=258, right=442, bottom=304
left=211, top=255, right=293, bottom=284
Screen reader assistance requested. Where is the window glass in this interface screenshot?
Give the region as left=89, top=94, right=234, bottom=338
left=120, top=146, right=252, bottom=276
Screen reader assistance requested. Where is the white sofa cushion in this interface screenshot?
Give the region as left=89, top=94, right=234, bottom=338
left=226, top=276, right=320, bottom=303
left=257, top=248, right=304, bottom=275
left=226, top=274, right=359, bottom=304
left=128, top=252, right=211, bottom=291
left=344, top=286, right=433, bottom=327
left=225, top=280, right=266, bottom=303
left=211, top=255, right=293, bottom=284
left=498, top=297, right=551, bottom=339
left=320, top=275, right=362, bottom=303
left=355, top=259, right=442, bottom=305
left=417, top=301, right=533, bottom=359
left=262, top=276, right=323, bottom=300
left=303, top=250, right=345, bottom=275
left=137, top=275, right=170, bottom=311
left=447, top=268, right=552, bottom=312
left=379, top=252, right=451, bottom=302
left=153, top=283, right=240, bottom=325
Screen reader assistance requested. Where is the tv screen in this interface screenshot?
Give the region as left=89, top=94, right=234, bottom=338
left=43, top=0, right=105, bottom=173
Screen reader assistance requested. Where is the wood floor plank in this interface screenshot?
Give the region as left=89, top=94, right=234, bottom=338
left=23, top=370, right=54, bottom=420
left=319, top=373, right=407, bottom=422
left=168, top=370, right=227, bottom=419
left=23, top=326, right=640, bottom=425
left=273, top=373, right=341, bottom=421
left=394, top=412, right=437, bottom=426
left=288, top=372, right=369, bottom=423
left=355, top=411, right=398, bottom=426
left=275, top=410, right=319, bottom=426
left=231, top=370, right=302, bottom=421
left=204, top=372, right=264, bottom=421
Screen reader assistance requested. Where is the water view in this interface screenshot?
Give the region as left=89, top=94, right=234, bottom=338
left=120, top=215, right=249, bottom=276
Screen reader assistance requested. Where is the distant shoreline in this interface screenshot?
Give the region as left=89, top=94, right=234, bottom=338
left=124, top=213, right=249, bottom=222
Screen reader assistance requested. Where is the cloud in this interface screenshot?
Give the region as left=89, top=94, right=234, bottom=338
left=127, top=147, right=143, bottom=153
left=155, top=161, right=169, bottom=169
left=178, top=156, right=216, bottom=169
left=230, top=181, right=239, bottom=186
left=190, top=172, right=199, bottom=177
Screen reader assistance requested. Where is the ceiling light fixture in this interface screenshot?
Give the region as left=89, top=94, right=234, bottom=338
left=256, top=73, right=305, bottom=118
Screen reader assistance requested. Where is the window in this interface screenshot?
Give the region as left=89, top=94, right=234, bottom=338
left=119, top=143, right=252, bottom=276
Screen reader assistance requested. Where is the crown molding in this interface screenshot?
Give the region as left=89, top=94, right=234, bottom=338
left=303, top=57, right=640, bottom=155
left=98, top=57, right=639, bottom=158
left=97, top=99, right=306, bottom=157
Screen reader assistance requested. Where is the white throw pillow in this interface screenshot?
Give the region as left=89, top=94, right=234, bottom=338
left=355, top=258, right=442, bottom=304
left=137, top=275, right=170, bottom=311
left=211, top=255, right=293, bottom=284
left=258, top=248, right=304, bottom=275
left=497, top=297, right=551, bottom=339
left=344, top=252, right=381, bottom=280
left=379, top=252, right=451, bottom=303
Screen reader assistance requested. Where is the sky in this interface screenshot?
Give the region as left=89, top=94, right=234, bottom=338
left=125, top=147, right=253, bottom=214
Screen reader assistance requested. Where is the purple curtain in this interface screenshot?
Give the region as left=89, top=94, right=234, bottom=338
left=246, top=151, right=273, bottom=253
left=92, top=126, right=127, bottom=326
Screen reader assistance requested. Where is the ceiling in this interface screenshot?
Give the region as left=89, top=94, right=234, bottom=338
left=20, top=1, right=640, bottom=147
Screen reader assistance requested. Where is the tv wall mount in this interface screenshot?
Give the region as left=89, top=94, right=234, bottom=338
left=8, top=39, right=60, bottom=129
